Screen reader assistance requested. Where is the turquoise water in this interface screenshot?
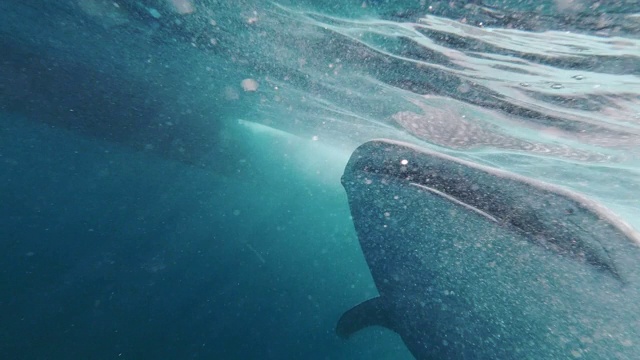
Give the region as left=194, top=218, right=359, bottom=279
left=1, top=1, right=639, bottom=359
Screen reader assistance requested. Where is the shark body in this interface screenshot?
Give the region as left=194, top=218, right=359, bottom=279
left=338, top=139, right=640, bottom=359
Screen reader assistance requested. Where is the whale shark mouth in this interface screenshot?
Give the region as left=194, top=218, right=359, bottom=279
left=409, top=182, right=499, bottom=223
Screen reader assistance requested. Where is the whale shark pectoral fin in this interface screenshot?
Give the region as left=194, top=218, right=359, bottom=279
left=336, top=297, right=396, bottom=339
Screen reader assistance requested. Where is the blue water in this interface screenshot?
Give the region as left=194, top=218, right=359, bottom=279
left=1, top=1, right=639, bottom=359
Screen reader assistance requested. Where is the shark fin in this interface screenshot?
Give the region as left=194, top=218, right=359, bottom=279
left=336, top=296, right=396, bottom=339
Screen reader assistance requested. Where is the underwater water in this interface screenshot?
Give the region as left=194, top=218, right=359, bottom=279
left=1, top=0, right=639, bottom=359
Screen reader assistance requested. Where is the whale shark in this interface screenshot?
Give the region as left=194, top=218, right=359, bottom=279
left=337, top=139, right=640, bottom=359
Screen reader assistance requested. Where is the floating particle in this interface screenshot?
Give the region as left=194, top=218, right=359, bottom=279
left=247, top=11, right=259, bottom=24
left=621, top=339, right=633, bottom=347
left=241, top=78, right=259, bottom=92
left=169, top=0, right=195, bottom=14
left=148, top=8, right=161, bottom=19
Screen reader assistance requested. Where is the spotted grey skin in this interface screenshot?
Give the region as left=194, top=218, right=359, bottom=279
left=337, top=139, right=640, bottom=360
